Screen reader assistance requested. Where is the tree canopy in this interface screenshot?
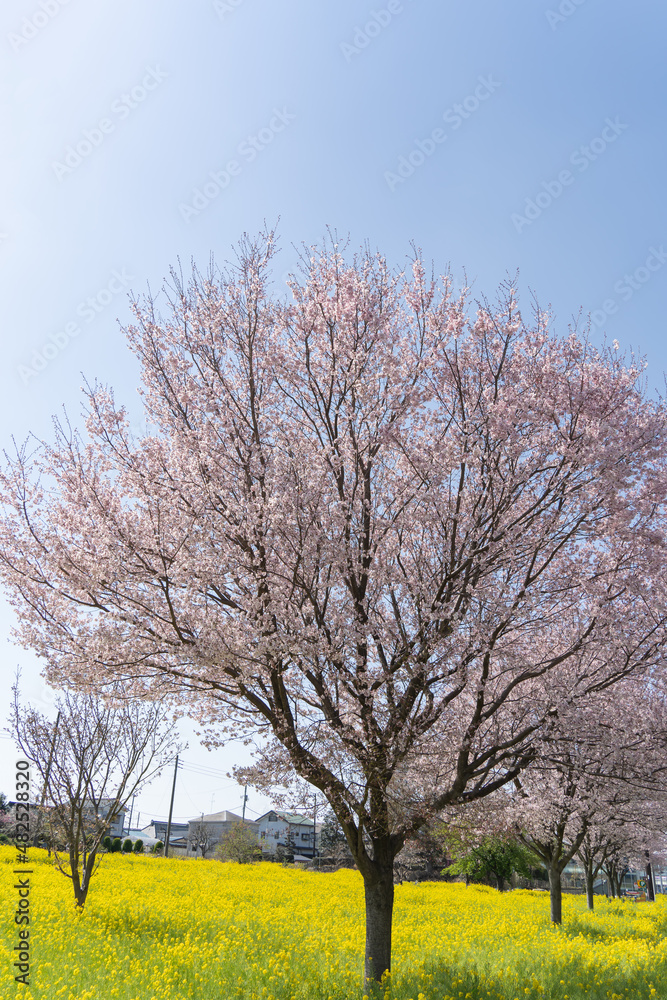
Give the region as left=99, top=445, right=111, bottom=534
left=1, top=232, right=666, bottom=980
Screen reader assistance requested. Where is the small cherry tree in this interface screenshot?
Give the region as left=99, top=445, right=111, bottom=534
left=10, top=686, right=181, bottom=907
left=1, top=233, right=666, bottom=980
left=188, top=819, right=216, bottom=858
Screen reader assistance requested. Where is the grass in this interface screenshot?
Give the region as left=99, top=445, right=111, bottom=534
left=0, top=846, right=665, bottom=999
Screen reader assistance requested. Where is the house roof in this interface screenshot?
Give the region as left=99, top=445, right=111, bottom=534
left=125, top=829, right=159, bottom=845
left=142, top=819, right=188, bottom=832
left=256, top=810, right=314, bottom=827
left=189, top=810, right=257, bottom=824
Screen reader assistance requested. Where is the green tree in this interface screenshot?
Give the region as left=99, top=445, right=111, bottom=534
left=112, top=837, right=122, bottom=853
left=133, top=838, right=144, bottom=853
left=319, top=811, right=353, bottom=866
left=215, top=823, right=261, bottom=863
left=444, top=834, right=534, bottom=892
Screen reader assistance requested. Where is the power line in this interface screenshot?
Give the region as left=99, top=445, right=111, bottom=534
left=178, top=758, right=236, bottom=778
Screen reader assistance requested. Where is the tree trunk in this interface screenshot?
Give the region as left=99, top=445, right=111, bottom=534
left=548, top=864, right=562, bottom=924
left=363, top=865, right=394, bottom=986
left=497, top=874, right=505, bottom=892
left=70, top=851, right=86, bottom=908
left=585, top=866, right=594, bottom=911
left=604, top=864, right=619, bottom=898
left=69, top=847, right=98, bottom=909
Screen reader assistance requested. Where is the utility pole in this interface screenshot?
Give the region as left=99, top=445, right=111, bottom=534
left=39, top=710, right=60, bottom=807
left=242, top=784, right=248, bottom=822
left=313, top=794, right=318, bottom=866
left=126, top=792, right=137, bottom=835
left=164, top=755, right=179, bottom=858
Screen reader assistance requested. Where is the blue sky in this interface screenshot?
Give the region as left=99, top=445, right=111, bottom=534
left=1, top=0, right=666, bottom=825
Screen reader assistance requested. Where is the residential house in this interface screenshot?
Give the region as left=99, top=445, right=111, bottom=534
left=255, top=810, right=321, bottom=859
left=82, top=798, right=126, bottom=839
left=141, top=819, right=189, bottom=846
left=186, top=810, right=259, bottom=856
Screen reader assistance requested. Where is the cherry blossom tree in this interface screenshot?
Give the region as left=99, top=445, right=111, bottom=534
left=574, top=672, right=667, bottom=904
left=188, top=818, right=216, bottom=858
left=575, top=788, right=667, bottom=906
left=513, top=757, right=599, bottom=922
left=1, top=233, right=667, bottom=981
left=510, top=676, right=667, bottom=918
left=10, top=686, right=181, bottom=907
left=576, top=826, right=614, bottom=908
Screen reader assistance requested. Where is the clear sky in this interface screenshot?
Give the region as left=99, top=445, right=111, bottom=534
left=1, top=0, right=666, bottom=826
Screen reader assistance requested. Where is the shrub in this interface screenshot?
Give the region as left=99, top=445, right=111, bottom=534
left=214, top=823, right=262, bottom=864
left=153, top=840, right=164, bottom=854
left=112, top=837, right=122, bottom=853
left=102, top=836, right=112, bottom=852
left=133, top=839, right=144, bottom=853
left=122, top=838, right=133, bottom=853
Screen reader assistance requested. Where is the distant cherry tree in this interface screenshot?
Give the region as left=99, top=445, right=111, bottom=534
left=188, top=819, right=216, bottom=858
left=1, top=232, right=666, bottom=981
left=10, top=686, right=181, bottom=908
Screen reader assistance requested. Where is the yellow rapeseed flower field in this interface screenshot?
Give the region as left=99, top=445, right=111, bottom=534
left=1, top=846, right=665, bottom=1000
